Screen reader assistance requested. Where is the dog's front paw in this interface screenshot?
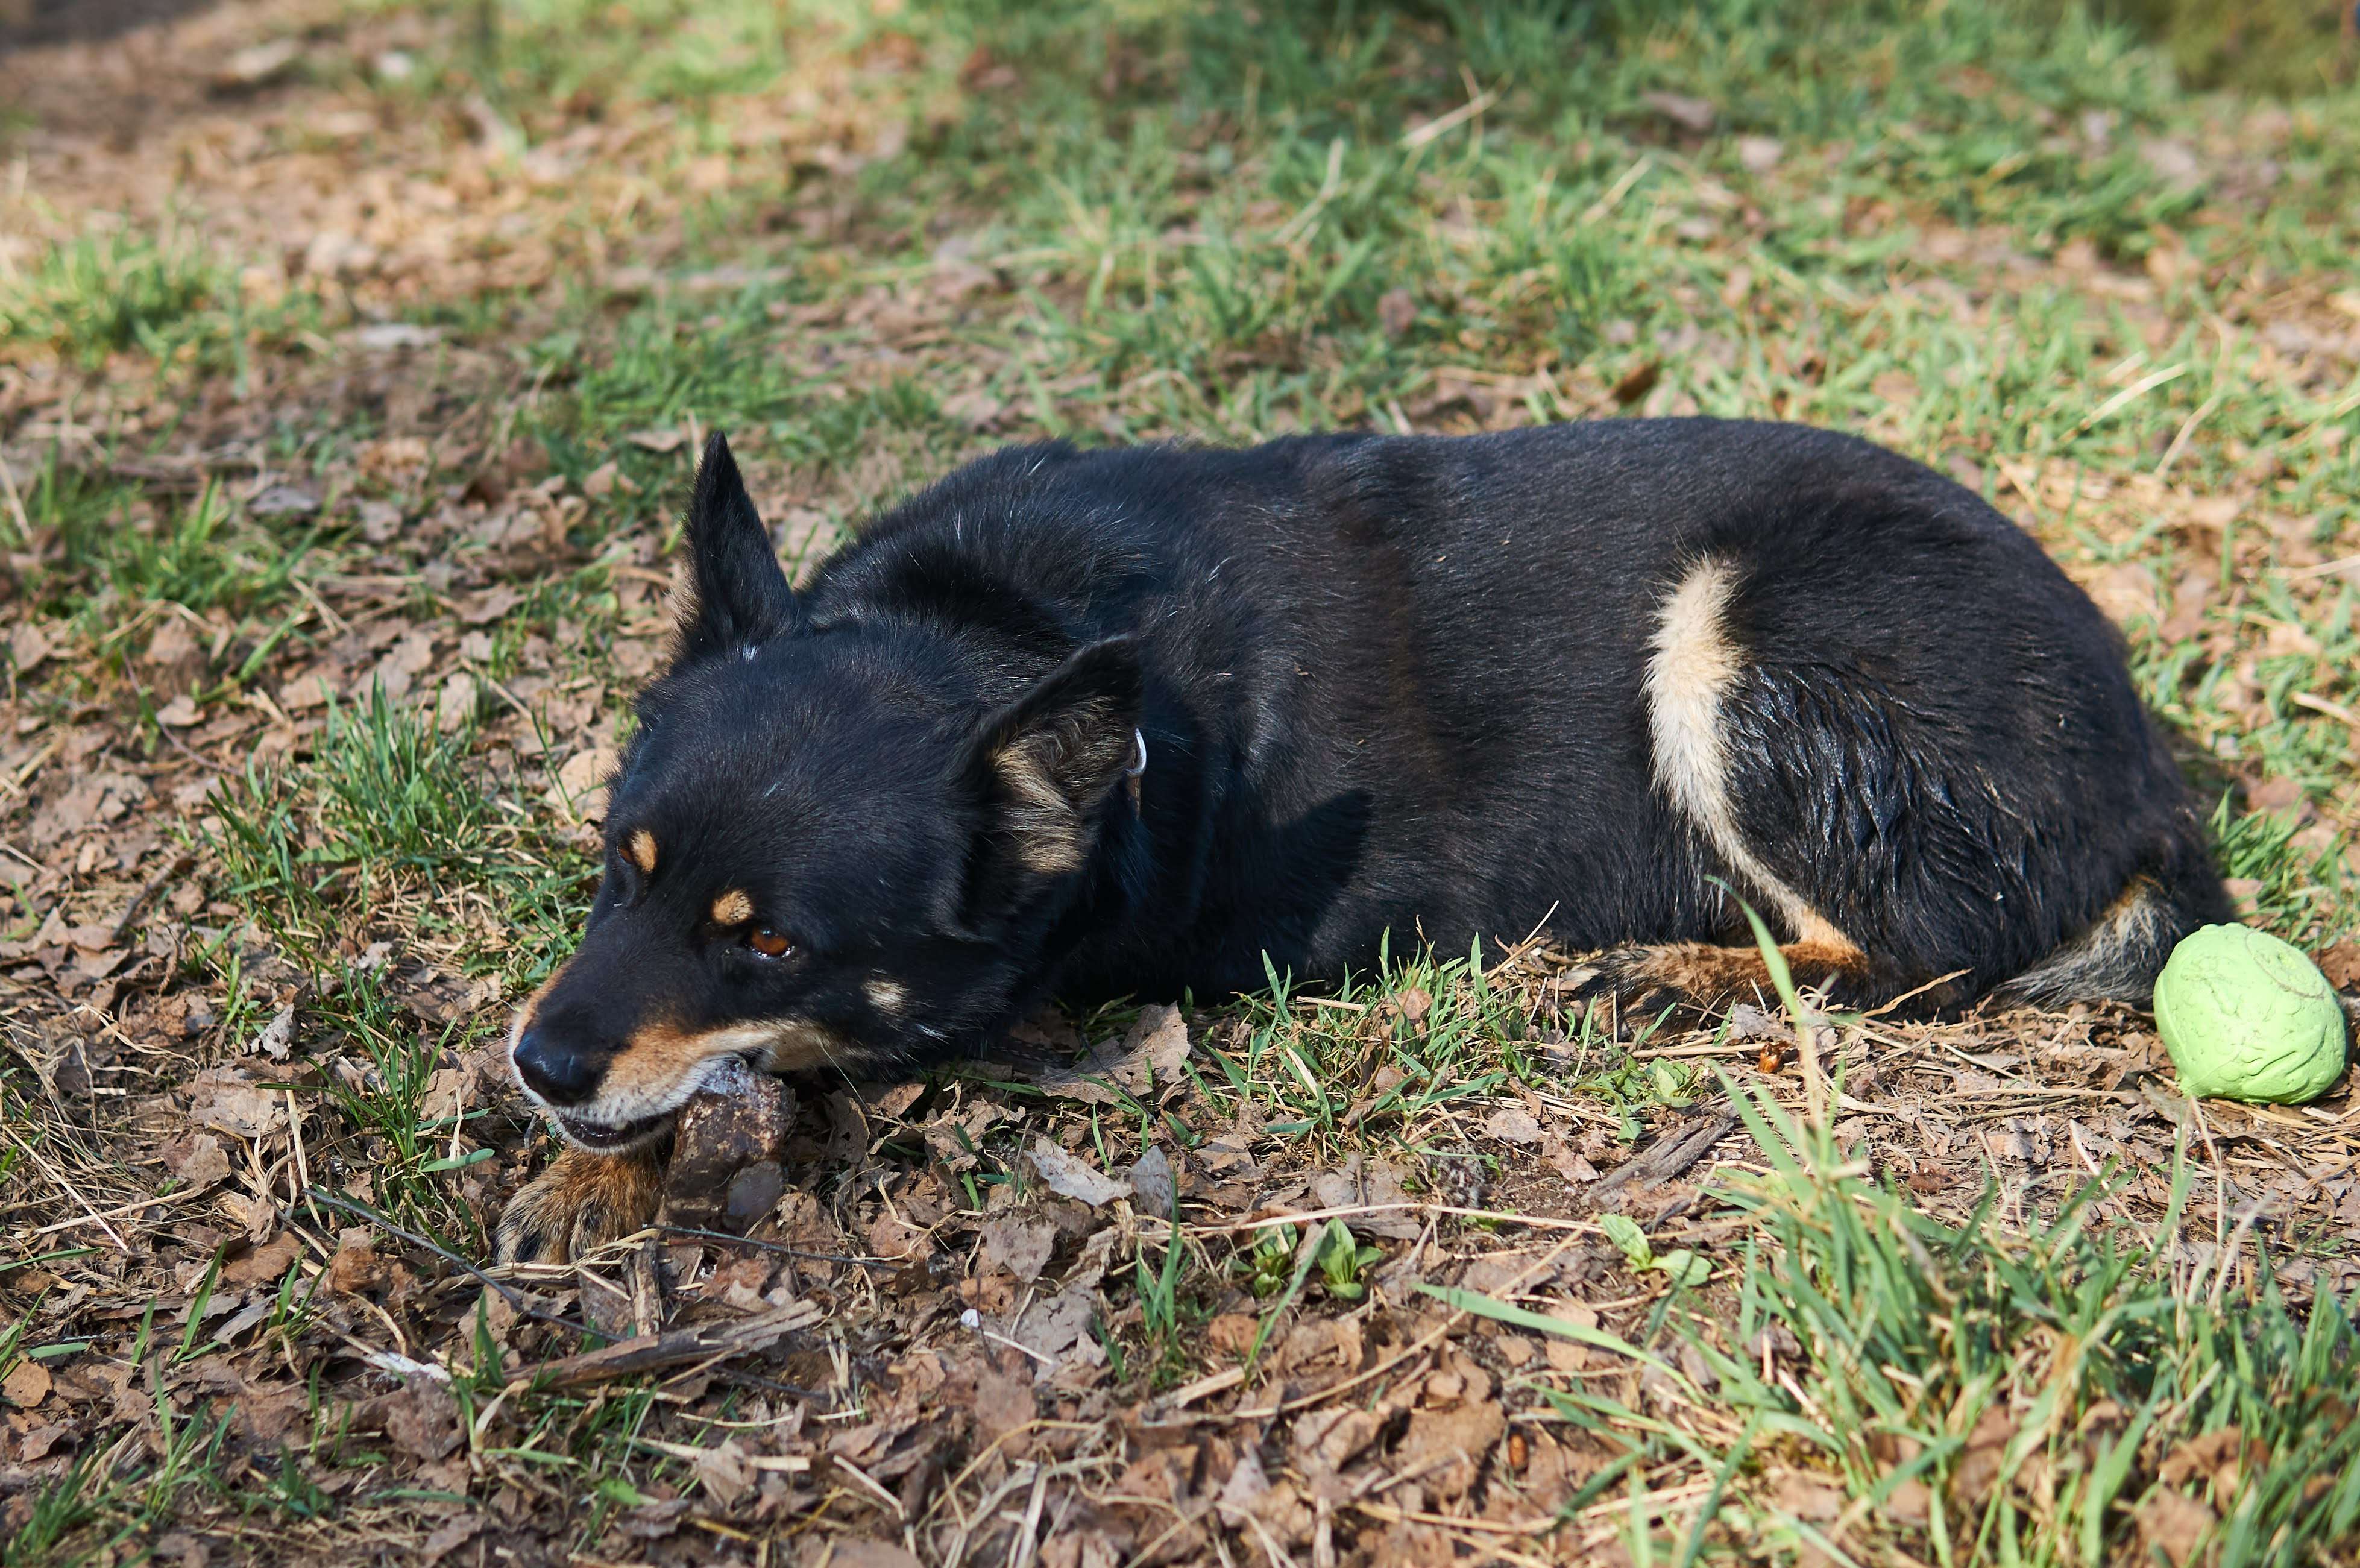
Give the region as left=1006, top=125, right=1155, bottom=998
left=496, top=1147, right=665, bottom=1265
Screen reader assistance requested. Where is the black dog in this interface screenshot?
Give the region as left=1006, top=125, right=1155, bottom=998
left=496, top=420, right=2225, bottom=1261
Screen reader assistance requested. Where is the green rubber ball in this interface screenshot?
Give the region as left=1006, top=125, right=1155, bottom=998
left=2153, top=924, right=2349, bottom=1104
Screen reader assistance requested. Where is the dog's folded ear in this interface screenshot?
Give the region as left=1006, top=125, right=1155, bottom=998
left=958, top=637, right=1144, bottom=908
left=665, top=431, right=801, bottom=667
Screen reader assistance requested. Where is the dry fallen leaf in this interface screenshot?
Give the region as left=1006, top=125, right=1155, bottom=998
left=1127, top=1145, right=1177, bottom=1217
left=1482, top=1105, right=1543, bottom=1145
left=3, top=1360, right=52, bottom=1409
left=1037, top=1003, right=1190, bottom=1106
left=248, top=1005, right=295, bottom=1060
left=2136, top=1487, right=2217, bottom=1568
left=979, top=1216, right=1057, bottom=1282
left=691, top=1438, right=756, bottom=1506
left=8, top=622, right=53, bottom=672
left=189, top=1070, right=285, bottom=1140
left=224, top=1232, right=303, bottom=1288
left=161, top=1133, right=233, bottom=1191
left=1027, top=1139, right=1128, bottom=1207
left=1640, top=89, right=1716, bottom=133
left=277, top=672, right=333, bottom=712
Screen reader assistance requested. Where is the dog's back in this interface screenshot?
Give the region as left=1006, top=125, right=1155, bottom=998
left=809, top=418, right=2225, bottom=1010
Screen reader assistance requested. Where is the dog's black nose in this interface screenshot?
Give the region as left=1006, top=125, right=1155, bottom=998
left=512, top=1030, right=599, bottom=1106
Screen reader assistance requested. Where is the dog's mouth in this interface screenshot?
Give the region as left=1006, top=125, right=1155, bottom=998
left=553, top=1109, right=673, bottom=1151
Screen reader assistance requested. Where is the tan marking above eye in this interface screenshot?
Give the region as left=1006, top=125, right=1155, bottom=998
left=710, top=889, right=755, bottom=927
left=626, top=829, right=659, bottom=875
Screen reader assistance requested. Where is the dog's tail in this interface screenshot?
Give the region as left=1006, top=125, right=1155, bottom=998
left=1995, top=842, right=2231, bottom=1008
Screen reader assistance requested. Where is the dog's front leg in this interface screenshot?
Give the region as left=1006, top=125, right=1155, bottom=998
left=496, top=1145, right=666, bottom=1265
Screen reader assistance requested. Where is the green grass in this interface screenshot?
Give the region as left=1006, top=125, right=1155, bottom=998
left=203, top=688, right=577, bottom=965
left=0, top=226, right=318, bottom=379
left=1688, top=1096, right=2360, bottom=1566
left=1430, top=1088, right=2360, bottom=1564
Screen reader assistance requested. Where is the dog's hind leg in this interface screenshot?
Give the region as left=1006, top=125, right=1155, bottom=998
left=1620, top=544, right=2221, bottom=1024
left=1567, top=939, right=1898, bottom=1028
left=1604, top=554, right=1937, bottom=1022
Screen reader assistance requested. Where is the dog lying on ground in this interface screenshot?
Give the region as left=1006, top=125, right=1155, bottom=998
left=495, top=420, right=2227, bottom=1262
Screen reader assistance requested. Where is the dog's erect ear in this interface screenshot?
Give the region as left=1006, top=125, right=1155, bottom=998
left=960, top=637, right=1144, bottom=905
left=665, top=432, right=799, bottom=667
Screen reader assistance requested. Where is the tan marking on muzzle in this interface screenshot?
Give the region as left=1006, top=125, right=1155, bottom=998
left=590, top=1018, right=867, bottom=1115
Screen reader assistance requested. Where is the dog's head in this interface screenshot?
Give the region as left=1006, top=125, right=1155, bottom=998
left=509, top=433, right=1142, bottom=1150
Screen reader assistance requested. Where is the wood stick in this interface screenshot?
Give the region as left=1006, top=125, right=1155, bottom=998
left=506, top=1299, right=821, bottom=1392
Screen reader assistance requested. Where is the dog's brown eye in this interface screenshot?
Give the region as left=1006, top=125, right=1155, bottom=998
left=747, top=927, right=793, bottom=959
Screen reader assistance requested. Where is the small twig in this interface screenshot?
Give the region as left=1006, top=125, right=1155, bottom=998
left=22, top=1191, right=186, bottom=1239
left=3, top=1125, right=127, bottom=1251
left=1399, top=83, right=1502, bottom=150
left=1858, top=968, right=1971, bottom=1021
left=2291, top=691, right=2360, bottom=731
left=1342, top=1500, right=1561, bottom=1538
left=1588, top=1101, right=1741, bottom=1209
left=707, top=1365, right=840, bottom=1405
left=2069, top=363, right=2186, bottom=438
left=110, top=852, right=195, bottom=945
left=2283, top=552, right=2360, bottom=582
left=0, top=737, right=58, bottom=800
left=0, top=449, right=32, bottom=543
left=983, top=1327, right=1057, bottom=1368
left=1271, top=137, right=1347, bottom=247
left=504, top=1298, right=821, bottom=1393
left=1181, top=1200, right=1604, bottom=1238
left=651, top=1222, right=898, bottom=1269
left=1580, top=154, right=1653, bottom=224
left=155, top=722, right=230, bottom=775
left=1006, top=1465, right=1050, bottom=1568
left=2153, top=388, right=2224, bottom=479
left=831, top=1453, right=907, bottom=1520
left=1168, top=1235, right=1583, bottom=1426
left=306, top=1188, right=587, bottom=1335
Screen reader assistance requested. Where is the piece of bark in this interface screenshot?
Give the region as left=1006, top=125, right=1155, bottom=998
left=508, top=1299, right=822, bottom=1391
left=662, top=1057, right=794, bottom=1233
left=1588, top=1100, right=1739, bottom=1207
left=628, top=1236, right=666, bottom=1337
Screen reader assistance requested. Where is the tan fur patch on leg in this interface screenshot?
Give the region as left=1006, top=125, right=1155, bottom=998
left=1574, top=940, right=1874, bottom=1024
left=1647, top=558, right=1855, bottom=950
left=496, top=1146, right=666, bottom=1265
